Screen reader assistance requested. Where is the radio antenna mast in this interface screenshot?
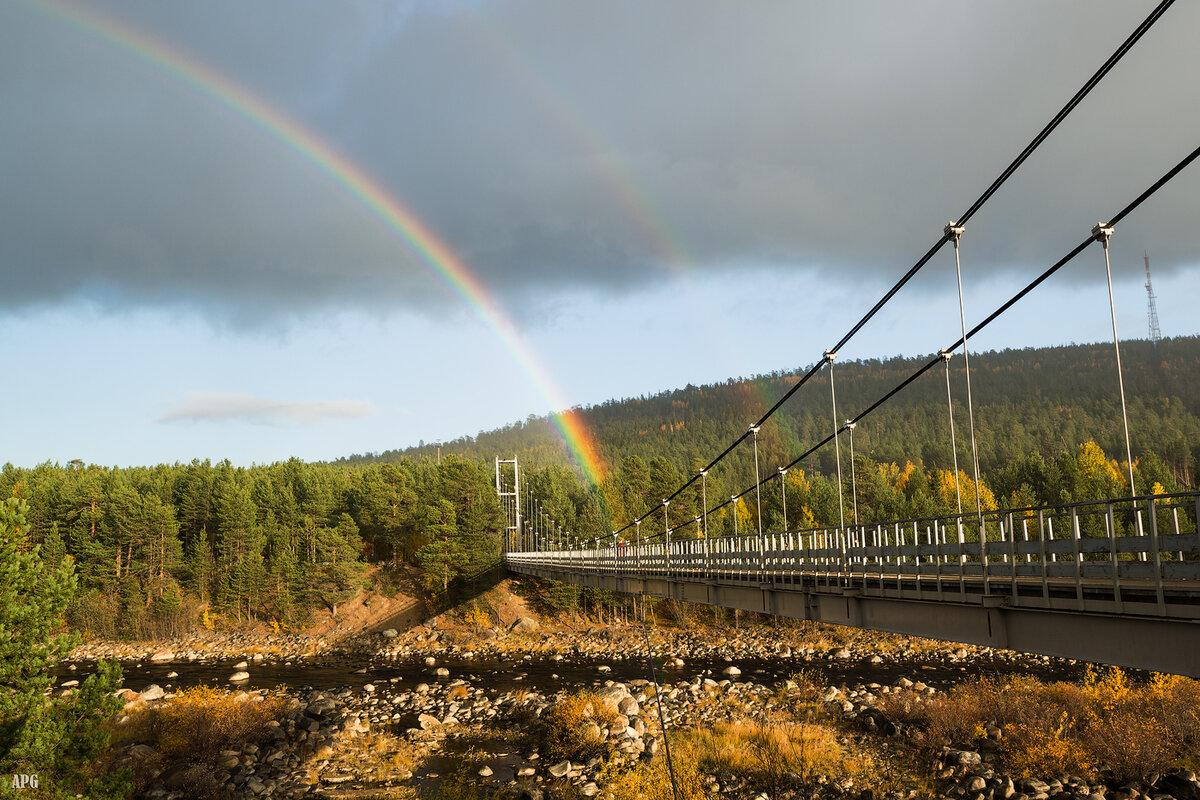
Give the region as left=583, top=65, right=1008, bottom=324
left=1144, top=252, right=1161, bottom=346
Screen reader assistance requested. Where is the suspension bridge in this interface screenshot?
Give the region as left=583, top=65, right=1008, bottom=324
left=499, top=0, right=1200, bottom=677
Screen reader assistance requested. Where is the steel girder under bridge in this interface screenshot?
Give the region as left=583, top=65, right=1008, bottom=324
left=504, top=492, right=1200, bottom=677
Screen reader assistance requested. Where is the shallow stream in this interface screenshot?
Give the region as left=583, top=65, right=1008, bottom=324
left=55, top=652, right=1106, bottom=696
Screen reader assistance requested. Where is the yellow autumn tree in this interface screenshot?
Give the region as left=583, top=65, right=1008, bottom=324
left=933, top=468, right=997, bottom=512
left=1074, top=441, right=1128, bottom=499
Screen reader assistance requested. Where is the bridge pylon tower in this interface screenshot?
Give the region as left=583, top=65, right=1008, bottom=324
left=495, top=456, right=521, bottom=552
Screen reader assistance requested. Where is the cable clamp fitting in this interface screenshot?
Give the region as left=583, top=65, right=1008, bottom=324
left=824, top=350, right=838, bottom=362
left=939, top=349, right=954, bottom=362
left=1091, top=222, right=1114, bottom=244
left=944, top=221, right=965, bottom=242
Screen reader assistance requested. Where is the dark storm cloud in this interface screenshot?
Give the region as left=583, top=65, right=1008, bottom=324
left=2, top=0, right=1197, bottom=321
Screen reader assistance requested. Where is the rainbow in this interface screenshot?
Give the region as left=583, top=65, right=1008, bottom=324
left=462, top=16, right=692, bottom=273
left=22, top=0, right=606, bottom=485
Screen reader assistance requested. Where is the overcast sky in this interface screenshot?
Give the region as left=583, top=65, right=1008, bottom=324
left=2, top=0, right=1197, bottom=469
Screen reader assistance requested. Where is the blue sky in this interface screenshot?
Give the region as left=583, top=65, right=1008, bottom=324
left=2, top=1, right=1197, bottom=468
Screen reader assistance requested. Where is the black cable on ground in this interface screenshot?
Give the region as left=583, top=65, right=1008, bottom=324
left=640, top=595, right=680, bottom=800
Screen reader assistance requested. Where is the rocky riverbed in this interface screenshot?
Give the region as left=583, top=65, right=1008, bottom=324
left=112, top=668, right=1200, bottom=800
left=67, top=620, right=1197, bottom=800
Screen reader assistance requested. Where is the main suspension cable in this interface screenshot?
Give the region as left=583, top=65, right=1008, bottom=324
left=624, top=142, right=1200, bottom=545
left=607, top=2, right=1175, bottom=540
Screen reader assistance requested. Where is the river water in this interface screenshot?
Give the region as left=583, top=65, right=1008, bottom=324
left=55, top=652, right=1107, bottom=696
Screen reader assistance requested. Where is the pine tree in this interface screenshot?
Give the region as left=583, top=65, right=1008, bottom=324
left=0, top=496, right=129, bottom=798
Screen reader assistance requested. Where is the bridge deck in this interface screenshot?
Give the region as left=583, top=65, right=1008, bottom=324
left=505, top=492, right=1200, bottom=676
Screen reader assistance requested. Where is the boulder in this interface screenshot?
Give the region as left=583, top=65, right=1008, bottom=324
left=149, top=649, right=175, bottom=663
left=381, top=629, right=399, bottom=639
left=228, top=671, right=250, bottom=683
left=722, top=666, right=741, bottom=677
left=140, top=684, right=165, bottom=701
left=596, top=684, right=630, bottom=714
left=510, top=617, right=539, bottom=633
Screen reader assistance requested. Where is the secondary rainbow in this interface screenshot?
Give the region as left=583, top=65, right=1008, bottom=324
left=24, top=0, right=605, bottom=484
left=461, top=15, right=693, bottom=273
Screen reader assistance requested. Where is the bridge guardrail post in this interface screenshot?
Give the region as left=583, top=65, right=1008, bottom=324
left=1106, top=502, right=1122, bottom=611
left=979, top=513, right=990, bottom=597
left=956, top=517, right=966, bottom=598
left=1148, top=497, right=1165, bottom=614
left=1037, top=509, right=1050, bottom=604
left=703, top=528, right=710, bottom=579
left=1006, top=512, right=1018, bottom=603
left=1070, top=504, right=1084, bottom=605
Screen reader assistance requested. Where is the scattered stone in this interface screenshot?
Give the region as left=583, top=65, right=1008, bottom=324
left=140, top=684, right=165, bottom=701
left=229, top=671, right=250, bottom=683
left=149, top=649, right=174, bottom=663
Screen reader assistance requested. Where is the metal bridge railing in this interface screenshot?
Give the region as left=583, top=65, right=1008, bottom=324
left=504, top=491, right=1200, bottom=619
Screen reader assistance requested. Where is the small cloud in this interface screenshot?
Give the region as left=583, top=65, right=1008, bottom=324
left=160, top=392, right=374, bottom=426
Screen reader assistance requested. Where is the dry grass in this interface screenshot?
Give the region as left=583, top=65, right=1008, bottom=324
left=878, top=668, right=1200, bottom=781
left=692, top=719, right=857, bottom=788
left=603, top=751, right=709, bottom=800
left=113, top=685, right=293, bottom=760
left=604, top=717, right=859, bottom=800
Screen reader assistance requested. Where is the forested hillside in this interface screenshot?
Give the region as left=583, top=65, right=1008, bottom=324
left=0, top=458, right=503, bottom=638
left=335, top=338, right=1198, bottom=544
left=349, top=337, right=1200, bottom=494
